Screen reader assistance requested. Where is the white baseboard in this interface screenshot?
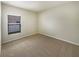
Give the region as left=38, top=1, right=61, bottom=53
left=2, top=33, right=37, bottom=44
left=2, top=33, right=79, bottom=46
left=39, top=33, right=79, bottom=46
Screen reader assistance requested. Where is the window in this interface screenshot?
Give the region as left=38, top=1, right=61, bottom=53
left=8, top=15, right=21, bottom=34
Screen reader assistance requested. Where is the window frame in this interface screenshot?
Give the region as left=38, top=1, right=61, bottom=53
left=8, top=15, right=21, bottom=34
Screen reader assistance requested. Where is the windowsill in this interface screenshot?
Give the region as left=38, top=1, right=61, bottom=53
left=8, top=31, right=21, bottom=35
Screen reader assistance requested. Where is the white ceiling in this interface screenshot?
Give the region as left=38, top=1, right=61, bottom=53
left=2, top=1, right=70, bottom=12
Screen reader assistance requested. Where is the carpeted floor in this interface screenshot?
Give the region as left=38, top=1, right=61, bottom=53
left=1, top=34, right=79, bottom=57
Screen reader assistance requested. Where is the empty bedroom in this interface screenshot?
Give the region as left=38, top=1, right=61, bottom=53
left=0, top=1, right=79, bottom=57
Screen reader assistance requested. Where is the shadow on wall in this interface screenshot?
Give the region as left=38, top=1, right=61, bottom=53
left=0, top=2, right=1, bottom=56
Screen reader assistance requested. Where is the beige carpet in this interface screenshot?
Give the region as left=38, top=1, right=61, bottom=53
left=1, top=34, right=79, bottom=57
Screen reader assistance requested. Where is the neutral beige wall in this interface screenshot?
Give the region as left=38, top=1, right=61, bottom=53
left=0, top=2, right=1, bottom=46
left=38, top=2, right=79, bottom=45
left=1, top=2, right=79, bottom=46
left=0, top=2, right=1, bottom=55
left=1, top=4, right=37, bottom=43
